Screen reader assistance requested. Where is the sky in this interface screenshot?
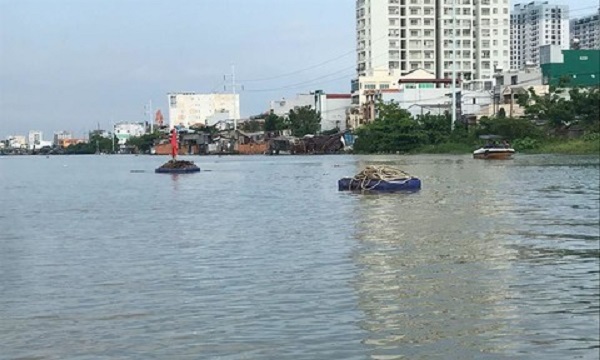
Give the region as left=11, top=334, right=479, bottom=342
left=0, top=0, right=598, bottom=139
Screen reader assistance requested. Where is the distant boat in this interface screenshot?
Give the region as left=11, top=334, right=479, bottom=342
left=473, top=147, right=515, bottom=160
left=474, top=135, right=515, bottom=160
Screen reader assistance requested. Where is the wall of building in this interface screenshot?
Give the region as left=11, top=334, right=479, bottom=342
left=167, top=93, right=240, bottom=129
left=238, top=143, right=268, bottom=155
left=315, top=94, right=352, bottom=132
left=7, top=136, right=27, bottom=149
left=269, top=94, right=314, bottom=117
left=114, top=123, right=146, bottom=145
left=357, top=0, right=509, bottom=80
left=540, top=48, right=600, bottom=86
left=53, top=131, right=72, bottom=146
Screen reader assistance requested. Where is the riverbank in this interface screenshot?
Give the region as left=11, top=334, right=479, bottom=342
left=523, top=138, right=600, bottom=155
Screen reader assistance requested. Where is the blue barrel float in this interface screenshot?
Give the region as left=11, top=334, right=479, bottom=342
left=338, top=165, right=421, bottom=192
left=155, top=160, right=200, bottom=174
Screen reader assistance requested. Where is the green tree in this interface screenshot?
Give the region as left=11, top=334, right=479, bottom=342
left=353, top=101, right=427, bottom=153
left=63, top=134, right=117, bottom=154
left=476, top=116, right=542, bottom=140
left=264, top=112, right=287, bottom=132
left=569, top=87, right=600, bottom=131
left=127, top=132, right=160, bottom=153
left=288, top=106, right=321, bottom=137
left=517, top=86, right=574, bottom=129
left=240, top=119, right=264, bottom=132
left=417, top=114, right=451, bottom=144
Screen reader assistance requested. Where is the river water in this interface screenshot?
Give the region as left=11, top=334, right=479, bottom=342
left=0, top=154, right=598, bottom=359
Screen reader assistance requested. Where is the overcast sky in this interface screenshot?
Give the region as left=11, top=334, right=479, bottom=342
left=0, top=0, right=598, bottom=138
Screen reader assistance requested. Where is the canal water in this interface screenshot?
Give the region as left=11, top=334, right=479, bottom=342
left=1, top=154, right=598, bottom=359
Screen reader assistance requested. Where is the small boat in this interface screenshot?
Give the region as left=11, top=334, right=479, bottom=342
left=473, top=147, right=515, bottom=160
left=474, top=134, right=515, bottom=160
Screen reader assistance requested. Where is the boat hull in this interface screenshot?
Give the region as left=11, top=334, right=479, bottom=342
left=473, top=148, right=515, bottom=160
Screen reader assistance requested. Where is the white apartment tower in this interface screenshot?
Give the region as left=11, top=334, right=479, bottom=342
left=571, top=9, right=600, bottom=50
left=356, top=0, right=510, bottom=82
left=511, top=2, right=570, bottom=70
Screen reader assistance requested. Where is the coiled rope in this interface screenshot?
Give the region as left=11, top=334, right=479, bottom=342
left=349, top=165, right=412, bottom=191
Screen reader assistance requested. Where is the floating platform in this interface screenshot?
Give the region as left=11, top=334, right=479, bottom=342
left=338, top=177, right=421, bottom=192
left=155, top=160, right=200, bottom=174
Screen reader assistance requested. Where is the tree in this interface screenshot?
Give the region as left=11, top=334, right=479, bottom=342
left=240, top=119, right=264, bottom=132
left=517, top=86, right=574, bottom=129
left=127, top=132, right=160, bottom=153
left=353, top=101, right=427, bottom=153
left=569, top=87, right=600, bottom=131
left=288, top=106, right=321, bottom=137
left=517, top=85, right=600, bottom=132
left=476, top=116, right=542, bottom=140
left=417, top=114, right=451, bottom=144
left=63, top=134, right=117, bottom=154
left=264, top=113, right=287, bottom=132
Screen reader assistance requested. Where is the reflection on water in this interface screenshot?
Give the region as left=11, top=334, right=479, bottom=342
left=352, top=158, right=520, bottom=359
left=351, top=155, right=599, bottom=359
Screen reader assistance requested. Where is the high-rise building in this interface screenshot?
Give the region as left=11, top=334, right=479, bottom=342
left=355, top=0, right=510, bottom=82
left=510, top=2, right=570, bottom=70
left=571, top=9, right=600, bottom=50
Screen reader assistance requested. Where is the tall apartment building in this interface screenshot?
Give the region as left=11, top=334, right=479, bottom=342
left=355, top=0, right=510, bottom=82
left=510, top=2, right=570, bottom=70
left=571, top=9, right=600, bottom=50
left=167, top=93, right=240, bottom=129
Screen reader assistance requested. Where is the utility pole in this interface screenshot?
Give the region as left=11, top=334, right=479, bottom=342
left=111, top=121, right=115, bottom=154
left=451, top=0, right=457, bottom=131
left=145, top=100, right=153, bottom=133
left=509, top=88, right=514, bottom=118
left=224, top=64, right=240, bottom=131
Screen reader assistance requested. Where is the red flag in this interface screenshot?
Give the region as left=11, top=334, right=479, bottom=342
left=170, top=129, right=178, bottom=159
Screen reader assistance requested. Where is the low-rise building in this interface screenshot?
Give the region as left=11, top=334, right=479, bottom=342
left=167, top=92, right=240, bottom=129
left=114, top=123, right=145, bottom=146
left=6, top=135, right=27, bottom=149
left=540, top=45, right=600, bottom=86
left=27, top=131, right=51, bottom=150
left=58, top=138, right=85, bottom=148
left=314, top=92, right=352, bottom=132
left=269, top=94, right=314, bottom=117
left=53, top=131, right=72, bottom=146
left=269, top=92, right=352, bottom=133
